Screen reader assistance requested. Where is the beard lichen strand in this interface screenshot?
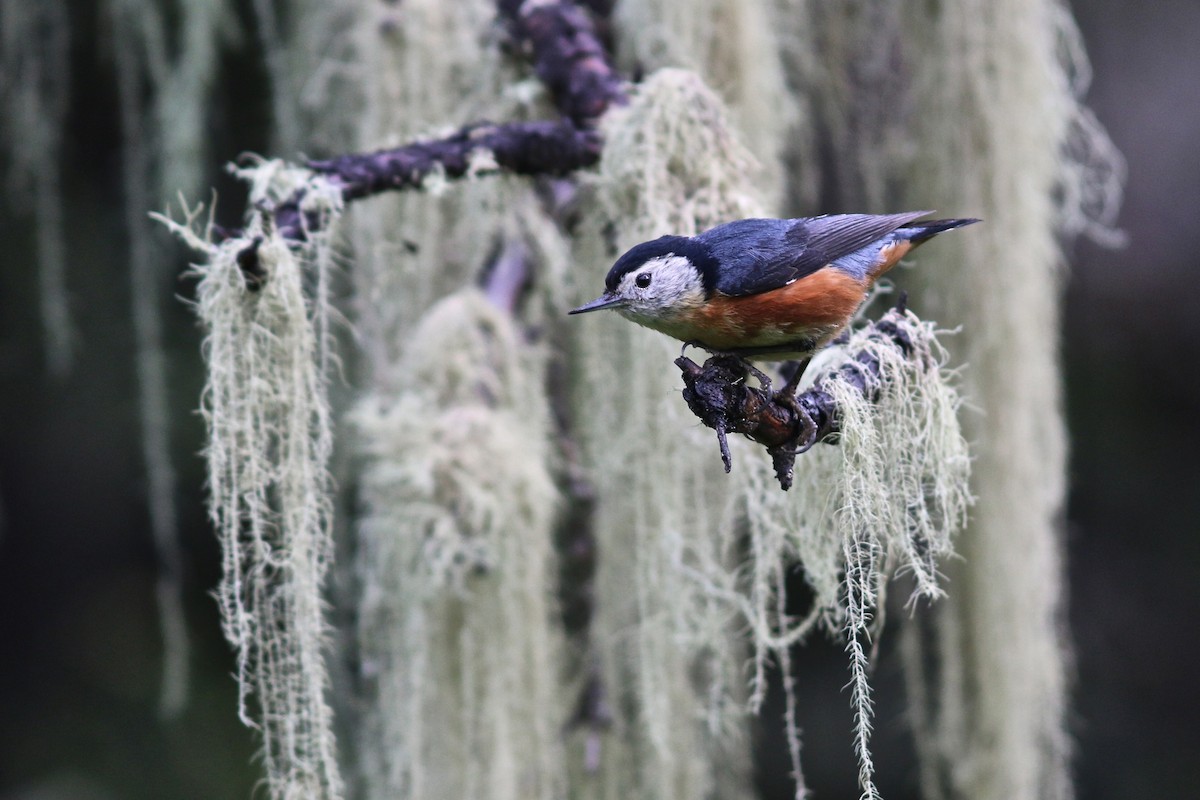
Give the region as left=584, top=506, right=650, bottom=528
left=305, top=3, right=574, bottom=796
left=613, top=0, right=800, bottom=211
left=886, top=3, right=1118, bottom=798
left=2, top=0, right=72, bottom=375
left=190, top=206, right=344, bottom=800
left=720, top=310, right=970, bottom=800
left=351, top=289, right=567, bottom=800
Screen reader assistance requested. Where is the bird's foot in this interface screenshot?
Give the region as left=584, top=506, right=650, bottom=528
left=683, top=341, right=774, bottom=393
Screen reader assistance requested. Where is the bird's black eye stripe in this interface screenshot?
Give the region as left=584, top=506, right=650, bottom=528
left=635, top=272, right=651, bottom=288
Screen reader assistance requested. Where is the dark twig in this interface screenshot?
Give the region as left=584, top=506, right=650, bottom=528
left=498, top=0, right=627, bottom=125
left=676, top=304, right=920, bottom=490
left=231, top=121, right=604, bottom=248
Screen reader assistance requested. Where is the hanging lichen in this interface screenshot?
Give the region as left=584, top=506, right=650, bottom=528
left=352, top=287, right=567, bottom=800
left=1053, top=6, right=1127, bottom=248
left=155, top=0, right=237, bottom=203
left=323, top=0, right=535, bottom=381
left=763, top=1, right=1125, bottom=797
left=276, top=4, right=572, bottom=797
left=725, top=309, right=972, bottom=799
left=612, top=0, right=804, bottom=210
left=774, top=0, right=916, bottom=213
left=250, top=0, right=302, bottom=154
left=894, top=4, right=1121, bottom=799
left=109, top=0, right=188, bottom=717
left=768, top=0, right=1124, bottom=798
left=156, top=162, right=346, bottom=799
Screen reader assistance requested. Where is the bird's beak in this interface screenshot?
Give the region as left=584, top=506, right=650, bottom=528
left=568, top=293, right=624, bottom=315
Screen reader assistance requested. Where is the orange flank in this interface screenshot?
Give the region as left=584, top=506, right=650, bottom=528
left=868, top=240, right=915, bottom=280
left=692, top=267, right=867, bottom=351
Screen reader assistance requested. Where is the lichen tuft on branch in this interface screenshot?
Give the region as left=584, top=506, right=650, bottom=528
left=676, top=300, right=958, bottom=490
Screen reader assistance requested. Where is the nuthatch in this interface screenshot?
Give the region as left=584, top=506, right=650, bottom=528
left=570, top=211, right=978, bottom=391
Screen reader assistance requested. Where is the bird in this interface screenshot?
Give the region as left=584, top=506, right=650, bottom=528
left=569, top=210, right=978, bottom=395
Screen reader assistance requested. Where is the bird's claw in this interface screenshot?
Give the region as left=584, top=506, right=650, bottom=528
left=745, top=361, right=773, bottom=394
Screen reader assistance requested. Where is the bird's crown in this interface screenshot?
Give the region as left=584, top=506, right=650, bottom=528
left=605, top=235, right=697, bottom=291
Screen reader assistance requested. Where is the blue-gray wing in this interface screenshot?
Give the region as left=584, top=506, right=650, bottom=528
left=697, top=211, right=932, bottom=297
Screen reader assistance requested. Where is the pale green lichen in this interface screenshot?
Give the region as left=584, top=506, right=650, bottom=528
left=769, top=1, right=1121, bottom=796
left=715, top=310, right=971, bottom=799
left=894, top=4, right=1119, bottom=798
left=155, top=0, right=237, bottom=202
left=613, top=0, right=800, bottom=211
left=96, top=0, right=233, bottom=719
left=320, top=0, right=533, bottom=383
left=290, top=5, right=573, bottom=796
left=110, top=0, right=188, bottom=717
left=157, top=164, right=345, bottom=800
left=351, top=289, right=566, bottom=800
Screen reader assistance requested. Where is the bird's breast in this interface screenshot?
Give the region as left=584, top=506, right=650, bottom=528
left=691, top=267, right=868, bottom=353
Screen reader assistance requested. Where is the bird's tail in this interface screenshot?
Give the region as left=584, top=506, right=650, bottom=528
left=901, top=217, right=981, bottom=245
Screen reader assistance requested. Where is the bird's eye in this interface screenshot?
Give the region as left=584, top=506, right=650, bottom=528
left=635, top=272, right=651, bottom=288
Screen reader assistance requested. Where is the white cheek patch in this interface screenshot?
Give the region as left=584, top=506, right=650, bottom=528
left=622, top=254, right=705, bottom=313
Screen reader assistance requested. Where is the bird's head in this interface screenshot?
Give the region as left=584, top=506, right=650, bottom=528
left=569, top=235, right=711, bottom=323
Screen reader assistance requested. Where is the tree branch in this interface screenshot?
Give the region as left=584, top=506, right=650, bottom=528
left=311, top=120, right=603, bottom=199
left=220, top=0, right=625, bottom=267
left=232, top=121, right=604, bottom=247
left=676, top=302, right=920, bottom=490
left=498, top=0, right=626, bottom=125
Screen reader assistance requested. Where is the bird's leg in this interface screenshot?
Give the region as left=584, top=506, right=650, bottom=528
left=775, top=357, right=812, bottom=405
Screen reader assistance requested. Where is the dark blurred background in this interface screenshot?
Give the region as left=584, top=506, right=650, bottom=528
left=1, top=2, right=1197, bottom=798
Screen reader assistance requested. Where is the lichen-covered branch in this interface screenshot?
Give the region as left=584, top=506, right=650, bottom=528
left=313, top=119, right=600, bottom=200
left=676, top=301, right=927, bottom=490
left=233, top=122, right=603, bottom=246
left=221, top=0, right=624, bottom=255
